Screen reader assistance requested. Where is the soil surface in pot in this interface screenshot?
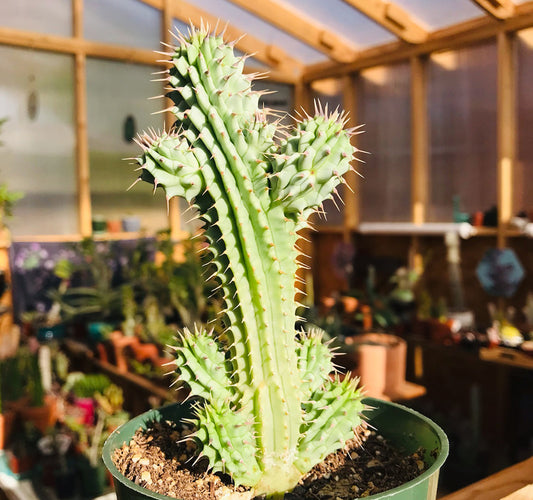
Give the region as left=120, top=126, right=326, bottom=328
left=112, top=419, right=427, bottom=500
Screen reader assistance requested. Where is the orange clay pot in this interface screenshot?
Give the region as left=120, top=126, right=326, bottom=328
left=130, top=342, right=160, bottom=364
left=19, top=395, right=58, bottom=434
left=0, top=409, right=16, bottom=449
left=109, top=331, right=140, bottom=373
left=341, top=296, right=359, bottom=314
left=352, top=333, right=407, bottom=400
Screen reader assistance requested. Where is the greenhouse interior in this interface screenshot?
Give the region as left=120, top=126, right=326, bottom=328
left=0, top=0, right=532, bottom=499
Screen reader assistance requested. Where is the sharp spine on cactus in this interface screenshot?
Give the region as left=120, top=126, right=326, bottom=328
left=133, top=25, right=365, bottom=498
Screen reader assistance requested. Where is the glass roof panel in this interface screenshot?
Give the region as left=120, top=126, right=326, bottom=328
left=392, top=0, right=483, bottom=30
left=189, top=0, right=327, bottom=64
left=85, top=0, right=161, bottom=50
left=172, top=19, right=271, bottom=70
left=278, top=0, right=396, bottom=48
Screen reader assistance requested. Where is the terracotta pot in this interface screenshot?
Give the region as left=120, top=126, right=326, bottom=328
left=109, top=331, right=140, bottom=372
left=106, top=219, right=122, bottom=233
left=4, top=396, right=30, bottom=413
left=95, top=342, right=109, bottom=363
left=341, top=296, right=359, bottom=314
left=0, top=409, right=15, bottom=449
left=19, top=395, right=58, bottom=434
left=6, top=449, right=36, bottom=477
left=352, top=333, right=408, bottom=400
left=130, top=342, right=160, bottom=364
left=361, top=305, right=373, bottom=330
left=356, top=340, right=389, bottom=399
left=320, top=296, right=336, bottom=314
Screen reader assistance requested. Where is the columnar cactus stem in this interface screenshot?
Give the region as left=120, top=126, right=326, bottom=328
left=133, top=26, right=365, bottom=497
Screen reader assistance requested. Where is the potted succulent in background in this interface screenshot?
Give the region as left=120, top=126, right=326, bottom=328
left=103, top=26, right=448, bottom=500
left=63, top=373, right=129, bottom=498
left=18, top=347, right=57, bottom=434
left=49, top=238, right=124, bottom=329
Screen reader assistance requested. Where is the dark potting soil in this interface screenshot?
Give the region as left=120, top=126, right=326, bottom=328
left=112, top=419, right=427, bottom=500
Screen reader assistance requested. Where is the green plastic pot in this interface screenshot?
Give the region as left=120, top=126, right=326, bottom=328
left=103, top=398, right=448, bottom=500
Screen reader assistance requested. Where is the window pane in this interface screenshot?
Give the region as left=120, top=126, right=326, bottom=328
left=86, top=59, right=169, bottom=233
left=428, top=43, right=497, bottom=222
left=84, top=0, right=161, bottom=50
left=281, top=0, right=395, bottom=49
left=172, top=20, right=271, bottom=71
left=358, top=63, right=412, bottom=222
left=516, top=29, right=533, bottom=219
left=0, top=0, right=72, bottom=37
left=255, top=80, right=294, bottom=125
left=392, top=0, right=481, bottom=30
left=189, top=0, right=325, bottom=64
left=0, top=46, right=76, bottom=236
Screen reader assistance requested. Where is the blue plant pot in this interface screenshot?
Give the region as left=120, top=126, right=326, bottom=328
left=37, top=323, right=66, bottom=342
left=87, top=321, right=113, bottom=344
left=122, top=216, right=141, bottom=232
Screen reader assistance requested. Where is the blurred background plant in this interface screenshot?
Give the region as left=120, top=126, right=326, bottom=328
left=63, top=372, right=129, bottom=467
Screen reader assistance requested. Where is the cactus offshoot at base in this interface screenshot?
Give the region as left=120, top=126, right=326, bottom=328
left=133, top=26, right=365, bottom=498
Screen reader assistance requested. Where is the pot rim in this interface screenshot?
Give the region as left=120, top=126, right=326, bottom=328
left=103, top=397, right=449, bottom=500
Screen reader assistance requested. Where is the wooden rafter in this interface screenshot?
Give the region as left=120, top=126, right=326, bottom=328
left=0, top=25, right=295, bottom=83
left=341, top=0, right=427, bottom=44
left=225, top=0, right=358, bottom=63
left=0, top=26, right=159, bottom=64
left=303, top=1, right=533, bottom=82
left=138, top=0, right=303, bottom=81
left=161, top=0, right=182, bottom=243
left=471, top=0, right=515, bottom=20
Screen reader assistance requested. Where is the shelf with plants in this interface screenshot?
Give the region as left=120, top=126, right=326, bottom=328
left=9, top=229, right=226, bottom=411
left=0, top=338, right=134, bottom=499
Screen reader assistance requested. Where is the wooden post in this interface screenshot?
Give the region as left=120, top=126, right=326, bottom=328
left=161, top=0, right=182, bottom=244
left=411, top=55, right=428, bottom=226
left=410, top=56, right=428, bottom=274
left=73, top=0, right=92, bottom=237
left=0, top=229, right=16, bottom=352
left=497, top=31, right=516, bottom=249
left=293, top=81, right=312, bottom=117
left=342, top=74, right=360, bottom=242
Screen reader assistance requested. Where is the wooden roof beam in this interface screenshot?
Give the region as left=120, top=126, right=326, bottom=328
left=225, top=0, right=358, bottom=63
left=0, top=25, right=159, bottom=64
left=341, top=0, right=427, bottom=43
left=471, top=0, right=516, bottom=20
left=0, top=25, right=295, bottom=83
left=139, top=0, right=303, bottom=81
left=303, top=1, right=533, bottom=82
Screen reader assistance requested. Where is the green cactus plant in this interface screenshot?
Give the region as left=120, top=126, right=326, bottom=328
left=131, top=26, right=364, bottom=498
